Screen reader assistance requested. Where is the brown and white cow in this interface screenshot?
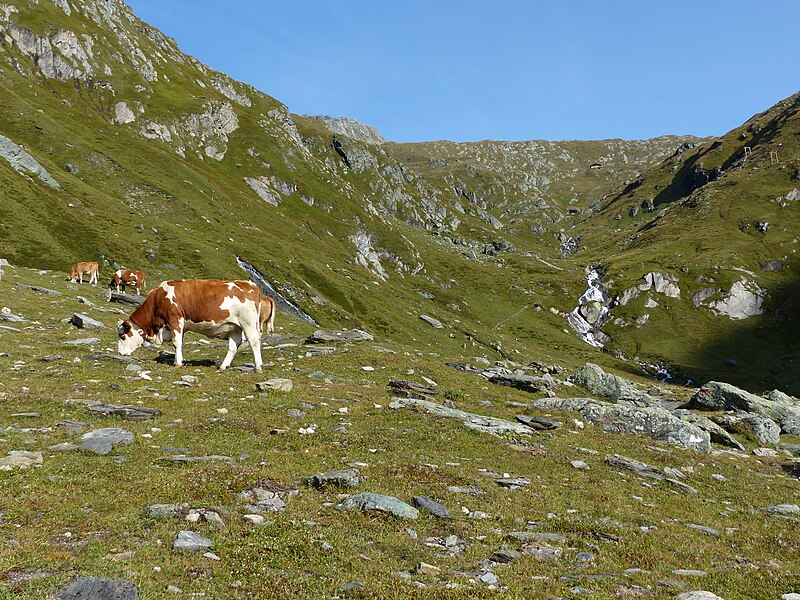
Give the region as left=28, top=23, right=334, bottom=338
left=111, top=269, right=146, bottom=295
left=69, top=261, right=99, bottom=285
left=117, top=279, right=275, bottom=371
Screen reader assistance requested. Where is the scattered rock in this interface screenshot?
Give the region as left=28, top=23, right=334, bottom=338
left=0, top=451, right=43, bottom=470
left=413, top=496, right=452, bottom=519
left=255, top=378, right=293, bottom=393
left=69, top=313, right=105, bottom=329
left=392, top=397, right=537, bottom=436
left=388, top=380, right=437, bottom=399
left=676, top=592, right=725, bottom=600
left=306, top=329, right=373, bottom=344
left=64, top=337, right=101, bottom=346
left=337, top=493, right=419, bottom=519
left=535, top=397, right=710, bottom=451
left=605, top=454, right=664, bottom=479
left=79, top=428, right=134, bottom=455
left=712, top=413, right=780, bottom=445
left=307, top=469, right=360, bottom=489
left=237, top=480, right=298, bottom=513
left=87, top=404, right=161, bottom=420
left=690, top=381, right=800, bottom=435
left=50, top=577, right=138, bottom=599
left=419, top=315, right=444, bottom=329
left=762, top=504, right=800, bottom=515
left=173, top=530, right=213, bottom=552
left=516, top=415, right=561, bottom=430
left=568, top=363, right=661, bottom=407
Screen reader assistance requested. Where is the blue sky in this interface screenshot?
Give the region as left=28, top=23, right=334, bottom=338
left=127, top=1, right=800, bottom=143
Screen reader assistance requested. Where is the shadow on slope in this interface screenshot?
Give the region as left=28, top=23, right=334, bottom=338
left=681, top=264, right=800, bottom=395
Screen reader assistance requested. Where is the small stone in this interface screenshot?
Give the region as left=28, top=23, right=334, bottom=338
left=673, top=569, right=708, bottom=577
left=489, top=549, right=522, bottom=564
left=571, top=460, right=590, bottom=470
left=412, top=496, right=452, bottom=519
left=69, top=313, right=105, bottom=329
left=165, top=585, right=182, bottom=594
left=203, top=551, right=221, bottom=561
left=79, top=428, right=134, bottom=455
left=307, top=469, right=360, bottom=489
left=711, top=474, right=727, bottom=482
left=173, top=530, right=213, bottom=552
left=419, top=315, right=444, bottom=328
left=255, top=378, right=293, bottom=392
left=337, top=492, right=418, bottom=519
left=414, top=562, right=440, bottom=575
left=677, top=592, right=726, bottom=600
left=752, top=447, right=779, bottom=457
left=762, top=504, right=800, bottom=515
left=243, top=514, right=266, bottom=525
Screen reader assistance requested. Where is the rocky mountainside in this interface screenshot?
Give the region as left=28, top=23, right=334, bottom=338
left=0, top=0, right=797, bottom=394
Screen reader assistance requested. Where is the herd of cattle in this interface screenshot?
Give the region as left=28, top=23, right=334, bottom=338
left=67, top=261, right=276, bottom=372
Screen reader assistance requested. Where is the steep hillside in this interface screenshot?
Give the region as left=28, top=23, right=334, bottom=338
left=570, top=93, right=800, bottom=391
left=0, top=0, right=695, bottom=383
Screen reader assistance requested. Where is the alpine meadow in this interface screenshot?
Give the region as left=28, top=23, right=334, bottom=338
left=0, top=2, right=799, bottom=599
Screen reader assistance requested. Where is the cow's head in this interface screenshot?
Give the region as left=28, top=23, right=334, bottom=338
left=117, top=319, right=146, bottom=356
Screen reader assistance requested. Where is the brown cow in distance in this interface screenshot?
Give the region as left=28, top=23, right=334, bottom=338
left=117, top=279, right=275, bottom=371
left=111, top=269, right=146, bottom=295
left=69, top=261, right=99, bottom=285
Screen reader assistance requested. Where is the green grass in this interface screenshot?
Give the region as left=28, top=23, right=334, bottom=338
left=1, top=267, right=799, bottom=598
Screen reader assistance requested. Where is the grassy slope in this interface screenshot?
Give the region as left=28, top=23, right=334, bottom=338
left=0, top=267, right=798, bottom=598
left=573, top=94, right=800, bottom=391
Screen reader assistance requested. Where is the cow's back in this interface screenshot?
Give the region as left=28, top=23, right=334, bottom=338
left=157, top=280, right=263, bottom=326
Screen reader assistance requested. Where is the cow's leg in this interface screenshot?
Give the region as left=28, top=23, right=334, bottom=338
left=242, top=322, right=263, bottom=372
left=219, top=330, right=243, bottom=370
left=172, top=320, right=185, bottom=367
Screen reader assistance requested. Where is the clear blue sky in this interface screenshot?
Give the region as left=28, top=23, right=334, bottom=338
left=127, top=0, right=799, bottom=143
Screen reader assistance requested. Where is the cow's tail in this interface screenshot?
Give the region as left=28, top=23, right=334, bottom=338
left=260, top=297, right=276, bottom=336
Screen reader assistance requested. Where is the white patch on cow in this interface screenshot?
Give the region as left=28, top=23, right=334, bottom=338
left=185, top=319, right=239, bottom=339
left=160, top=281, right=178, bottom=306
left=117, top=322, right=145, bottom=356
left=115, top=269, right=123, bottom=278
left=226, top=281, right=243, bottom=292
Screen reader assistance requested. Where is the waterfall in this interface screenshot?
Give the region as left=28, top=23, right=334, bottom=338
left=235, top=256, right=318, bottom=325
left=568, top=269, right=609, bottom=348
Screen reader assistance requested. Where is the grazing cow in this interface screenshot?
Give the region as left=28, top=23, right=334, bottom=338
left=69, top=261, right=99, bottom=285
left=111, top=269, right=146, bottom=295
left=117, top=279, right=275, bottom=371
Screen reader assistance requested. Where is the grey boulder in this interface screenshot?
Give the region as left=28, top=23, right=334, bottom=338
left=690, top=381, right=800, bottom=434
left=51, top=577, right=138, bottom=599
left=567, top=363, right=661, bottom=407
left=79, top=428, right=134, bottom=455
left=534, top=397, right=710, bottom=452
left=337, top=493, right=419, bottom=519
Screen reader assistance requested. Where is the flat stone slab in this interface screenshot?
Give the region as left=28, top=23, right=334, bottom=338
left=762, top=503, right=800, bottom=515
left=51, top=576, right=138, bottom=599
left=0, top=450, right=43, bottom=470
left=305, top=329, right=373, bottom=344
left=108, top=291, right=146, bottom=306
left=337, top=492, right=419, bottom=519
left=87, top=403, right=161, bottom=420
left=413, top=496, right=452, bottom=519
left=173, top=530, right=213, bottom=552
left=419, top=314, right=444, bottom=328
left=255, top=378, right=293, bottom=392
left=0, top=312, right=25, bottom=322
left=307, top=469, right=360, bottom=489
left=158, top=455, right=233, bottom=465
left=389, top=379, right=438, bottom=399
left=16, top=282, right=61, bottom=296
left=391, top=397, right=536, bottom=436
left=79, top=428, right=134, bottom=455
left=64, top=337, right=101, bottom=346
left=70, top=313, right=105, bottom=329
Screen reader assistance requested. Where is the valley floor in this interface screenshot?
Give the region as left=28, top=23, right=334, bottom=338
left=0, top=267, right=799, bottom=599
